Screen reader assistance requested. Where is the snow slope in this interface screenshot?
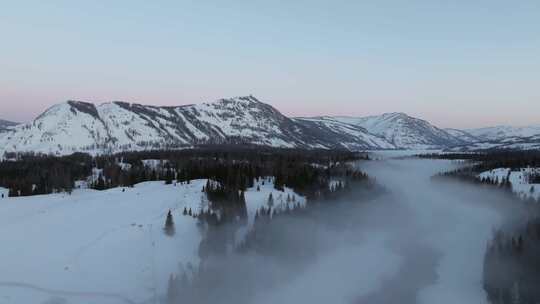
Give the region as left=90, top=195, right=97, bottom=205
left=0, top=178, right=305, bottom=304
left=478, top=168, right=540, bottom=201
left=293, top=117, right=396, bottom=150
left=0, top=187, right=8, bottom=198
left=444, top=128, right=481, bottom=144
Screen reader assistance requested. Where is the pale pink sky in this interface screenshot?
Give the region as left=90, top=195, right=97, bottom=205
left=1, top=1, right=539, bottom=129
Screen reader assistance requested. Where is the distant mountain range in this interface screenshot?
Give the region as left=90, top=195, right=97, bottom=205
left=301, top=113, right=465, bottom=149
left=0, top=119, right=18, bottom=132
left=0, top=96, right=538, bottom=156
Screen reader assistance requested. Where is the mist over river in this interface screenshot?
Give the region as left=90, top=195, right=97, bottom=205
left=176, top=151, right=526, bottom=304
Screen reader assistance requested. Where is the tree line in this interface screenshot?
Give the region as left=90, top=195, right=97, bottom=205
left=0, top=147, right=367, bottom=197
left=484, top=217, right=540, bottom=304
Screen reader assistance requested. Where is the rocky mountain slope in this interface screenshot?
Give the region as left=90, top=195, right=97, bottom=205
left=0, top=96, right=395, bottom=156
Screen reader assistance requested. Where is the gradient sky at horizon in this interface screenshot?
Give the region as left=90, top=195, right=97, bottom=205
left=1, top=1, right=539, bottom=128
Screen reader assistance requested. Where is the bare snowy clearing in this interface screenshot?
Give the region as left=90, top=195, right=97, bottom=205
left=0, top=179, right=304, bottom=304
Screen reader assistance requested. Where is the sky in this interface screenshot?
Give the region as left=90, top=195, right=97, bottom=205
left=1, top=0, right=539, bottom=128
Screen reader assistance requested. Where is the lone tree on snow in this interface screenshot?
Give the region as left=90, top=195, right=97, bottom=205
left=164, top=210, right=175, bottom=236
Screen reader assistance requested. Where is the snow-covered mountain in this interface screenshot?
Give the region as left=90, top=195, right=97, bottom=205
left=445, top=125, right=540, bottom=151
left=447, top=134, right=540, bottom=152
left=318, top=113, right=465, bottom=149
left=293, top=117, right=396, bottom=150
left=0, top=119, right=18, bottom=132
left=444, top=128, right=482, bottom=144
left=0, top=96, right=395, bottom=156
left=466, top=125, right=540, bottom=141
left=3, top=96, right=538, bottom=155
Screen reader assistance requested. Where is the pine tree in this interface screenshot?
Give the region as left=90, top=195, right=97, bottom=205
left=94, top=174, right=106, bottom=190
left=164, top=210, right=175, bottom=236
left=167, top=273, right=178, bottom=304
left=183, top=207, right=188, bottom=216
left=511, top=281, right=521, bottom=304
left=165, top=169, right=173, bottom=185
left=240, top=191, right=246, bottom=204
left=10, top=186, right=19, bottom=197
left=267, top=192, right=274, bottom=208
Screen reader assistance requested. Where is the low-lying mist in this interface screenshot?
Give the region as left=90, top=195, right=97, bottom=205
left=170, top=154, right=529, bottom=304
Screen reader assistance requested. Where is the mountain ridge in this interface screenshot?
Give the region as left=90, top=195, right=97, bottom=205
left=0, top=96, right=396, bottom=156
left=310, top=113, right=466, bottom=149
left=2, top=97, right=539, bottom=156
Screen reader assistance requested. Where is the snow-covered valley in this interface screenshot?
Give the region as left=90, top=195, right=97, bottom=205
left=1, top=152, right=534, bottom=303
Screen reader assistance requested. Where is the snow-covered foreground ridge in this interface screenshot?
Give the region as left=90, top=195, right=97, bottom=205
left=0, top=178, right=305, bottom=304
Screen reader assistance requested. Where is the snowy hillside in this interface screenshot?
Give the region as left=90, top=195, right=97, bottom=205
left=317, top=113, right=465, bottom=149
left=479, top=168, right=540, bottom=201
left=293, top=117, right=396, bottom=150
left=0, top=178, right=305, bottom=304
left=444, top=128, right=481, bottom=143
left=0, top=97, right=396, bottom=156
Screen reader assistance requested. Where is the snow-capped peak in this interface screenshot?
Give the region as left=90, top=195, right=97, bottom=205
left=0, top=96, right=396, bottom=156
left=323, top=113, right=465, bottom=149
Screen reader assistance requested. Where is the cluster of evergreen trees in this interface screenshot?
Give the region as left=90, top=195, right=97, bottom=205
left=433, top=167, right=514, bottom=194
left=432, top=151, right=540, bottom=204
left=165, top=169, right=381, bottom=304
left=0, top=147, right=366, bottom=197
left=420, top=150, right=540, bottom=172
left=483, top=217, right=540, bottom=303
left=0, top=153, right=92, bottom=196
left=203, top=179, right=248, bottom=223
left=527, top=172, right=540, bottom=184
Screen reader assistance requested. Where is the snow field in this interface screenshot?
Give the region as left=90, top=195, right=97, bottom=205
left=0, top=178, right=305, bottom=304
